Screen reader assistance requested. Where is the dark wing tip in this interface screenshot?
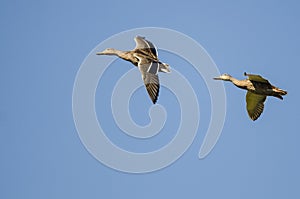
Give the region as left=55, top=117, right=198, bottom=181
left=146, top=83, right=159, bottom=104
left=152, top=97, right=158, bottom=104
left=248, top=103, right=264, bottom=121
left=250, top=115, right=260, bottom=121
left=249, top=112, right=261, bottom=121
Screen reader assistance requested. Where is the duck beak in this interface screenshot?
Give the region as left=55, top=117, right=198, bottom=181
left=96, top=51, right=104, bottom=55
left=213, top=77, right=222, bottom=80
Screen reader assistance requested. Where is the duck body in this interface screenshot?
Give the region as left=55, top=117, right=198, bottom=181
left=214, top=72, right=287, bottom=121
left=231, top=76, right=286, bottom=100
left=96, top=36, right=171, bottom=104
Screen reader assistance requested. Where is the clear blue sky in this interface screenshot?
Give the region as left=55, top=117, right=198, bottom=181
left=1, top=0, right=299, bottom=198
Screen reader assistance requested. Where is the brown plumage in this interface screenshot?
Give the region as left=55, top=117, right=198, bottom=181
left=214, top=72, right=287, bottom=121
left=96, top=36, right=171, bottom=104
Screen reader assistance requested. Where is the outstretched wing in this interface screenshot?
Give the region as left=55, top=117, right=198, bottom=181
left=244, top=72, right=270, bottom=84
left=138, top=62, right=160, bottom=104
left=134, top=36, right=158, bottom=58
left=246, top=91, right=266, bottom=121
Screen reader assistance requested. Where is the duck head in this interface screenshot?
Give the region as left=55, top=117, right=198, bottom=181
left=96, top=48, right=116, bottom=55
left=213, top=73, right=232, bottom=81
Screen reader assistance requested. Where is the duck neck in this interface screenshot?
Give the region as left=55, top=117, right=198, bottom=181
left=106, top=49, right=126, bottom=57
left=100, top=49, right=137, bottom=66
left=230, top=77, right=247, bottom=90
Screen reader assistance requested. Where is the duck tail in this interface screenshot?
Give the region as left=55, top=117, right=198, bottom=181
left=274, top=88, right=287, bottom=96
left=273, top=87, right=287, bottom=100
left=159, top=63, right=171, bottom=73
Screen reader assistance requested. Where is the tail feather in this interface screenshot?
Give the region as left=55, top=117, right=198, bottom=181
left=272, top=87, right=287, bottom=100
left=274, top=87, right=287, bottom=95
left=159, top=63, right=171, bottom=73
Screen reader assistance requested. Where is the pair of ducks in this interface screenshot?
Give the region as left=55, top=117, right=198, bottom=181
left=97, top=36, right=287, bottom=121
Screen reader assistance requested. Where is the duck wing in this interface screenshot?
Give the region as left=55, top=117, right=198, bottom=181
left=246, top=91, right=266, bottom=121
left=244, top=72, right=271, bottom=84
left=138, top=60, right=159, bottom=104
left=134, top=36, right=158, bottom=59
left=138, top=63, right=160, bottom=104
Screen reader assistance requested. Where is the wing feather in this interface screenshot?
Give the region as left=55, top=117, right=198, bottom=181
left=246, top=92, right=266, bottom=121
left=134, top=36, right=158, bottom=58
left=244, top=72, right=270, bottom=84
left=138, top=63, right=160, bottom=104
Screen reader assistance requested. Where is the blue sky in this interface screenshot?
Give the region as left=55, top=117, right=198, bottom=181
left=1, top=0, right=299, bottom=198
